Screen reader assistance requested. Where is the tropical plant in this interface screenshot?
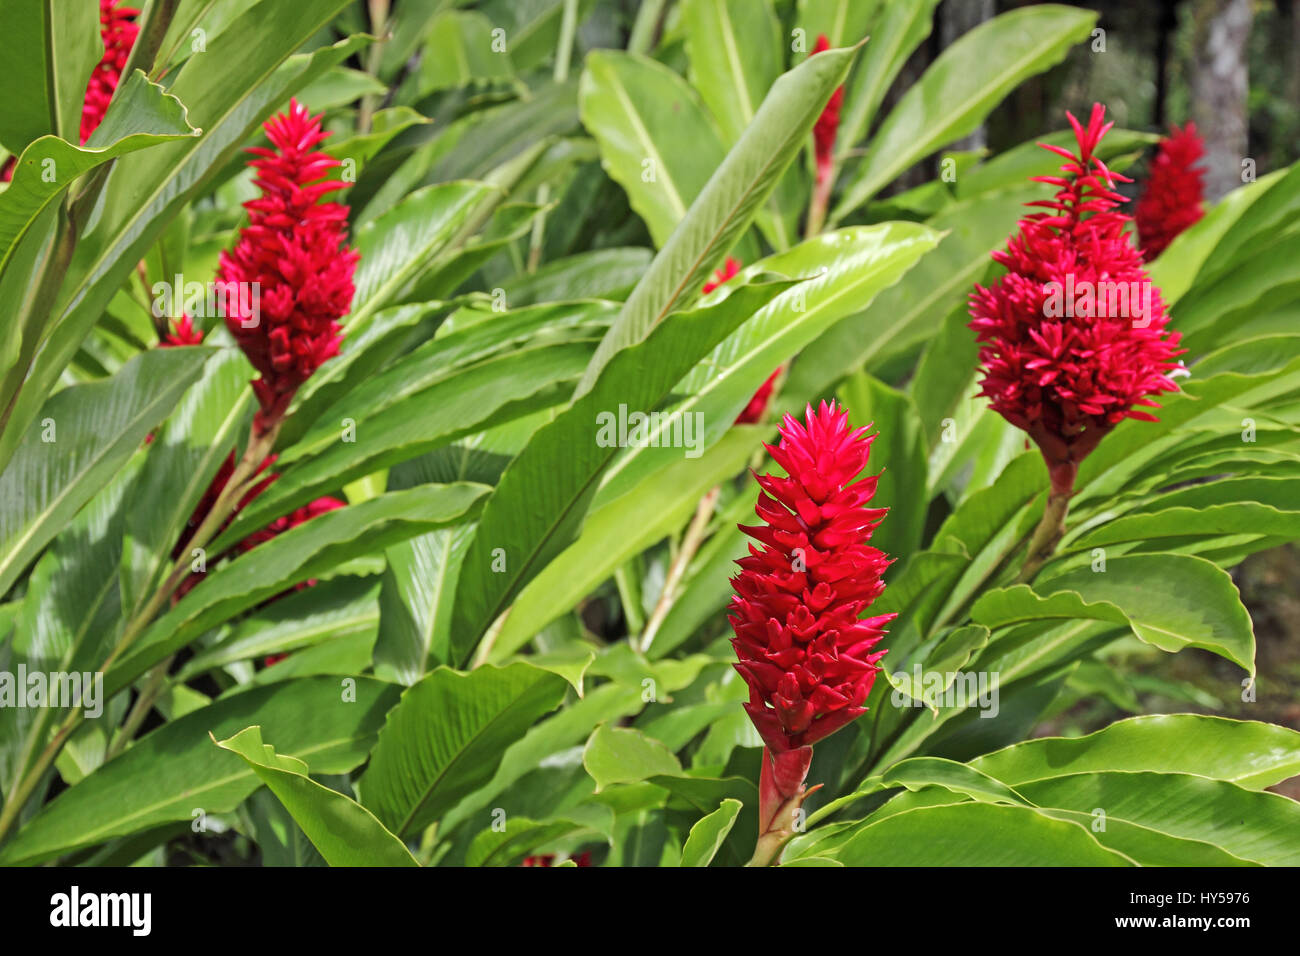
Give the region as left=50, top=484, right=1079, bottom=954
left=0, top=0, right=1297, bottom=869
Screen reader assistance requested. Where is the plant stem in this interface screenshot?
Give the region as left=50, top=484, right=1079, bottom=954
left=1017, top=483, right=1072, bottom=584
left=0, top=422, right=280, bottom=845
left=358, top=0, right=391, bottom=134
left=106, top=655, right=174, bottom=760
left=805, top=165, right=833, bottom=239
left=640, top=486, right=719, bottom=654
left=0, top=713, right=80, bottom=843
left=613, top=563, right=645, bottom=635
left=627, top=0, right=668, bottom=55
left=123, top=0, right=178, bottom=83
left=525, top=0, right=579, bottom=272
left=746, top=746, right=817, bottom=866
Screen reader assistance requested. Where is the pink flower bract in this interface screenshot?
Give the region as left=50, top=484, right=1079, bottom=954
left=967, top=103, right=1185, bottom=491
left=728, top=401, right=891, bottom=753
left=218, top=99, right=358, bottom=434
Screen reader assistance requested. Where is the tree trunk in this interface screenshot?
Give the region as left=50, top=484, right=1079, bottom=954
left=939, top=0, right=996, bottom=153
left=1189, top=0, right=1254, bottom=201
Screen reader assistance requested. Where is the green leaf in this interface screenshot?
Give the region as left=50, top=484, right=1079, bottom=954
left=0, top=0, right=99, bottom=148
left=787, top=189, right=1030, bottom=405
left=0, top=13, right=367, bottom=476
left=796, top=0, right=879, bottom=50
left=1031, top=807, right=1258, bottom=867
left=491, top=426, right=760, bottom=659
left=0, top=347, right=209, bottom=599
left=679, top=797, right=743, bottom=867
left=213, top=726, right=418, bottom=867
left=0, top=70, right=199, bottom=284
left=465, top=816, right=592, bottom=867
left=177, top=577, right=380, bottom=679
left=0, top=456, right=137, bottom=797
left=448, top=280, right=792, bottom=663
left=836, top=372, right=927, bottom=559
left=1147, top=168, right=1287, bottom=306
left=833, top=801, right=1129, bottom=865
left=971, top=714, right=1300, bottom=791
left=418, top=10, right=516, bottom=94
left=107, top=483, right=490, bottom=698
left=276, top=300, right=462, bottom=449
left=595, top=223, right=941, bottom=508
left=683, top=0, right=783, bottom=143
left=835, top=0, right=939, bottom=155
left=119, top=348, right=253, bottom=619
left=680, top=0, right=797, bottom=250
left=583, top=724, right=683, bottom=792
left=831, top=4, right=1096, bottom=220
left=973, top=553, right=1256, bottom=674
left=247, top=790, right=325, bottom=868
left=295, top=66, right=386, bottom=110
left=348, top=180, right=501, bottom=328
left=577, top=41, right=859, bottom=393
left=1072, top=502, right=1300, bottom=551
left=880, top=624, right=990, bottom=714
left=501, top=248, right=653, bottom=306
left=1014, top=771, right=1300, bottom=866
left=0, top=676, right=401, bottom=865
left=578, top=50, right=728, bottom=248
left=215, top=303, right=612, bottom=547
left=358, top=662, right=569, bottom=837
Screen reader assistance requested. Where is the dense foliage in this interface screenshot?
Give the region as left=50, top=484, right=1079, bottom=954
left=1, top=0, right=1298, bottom=868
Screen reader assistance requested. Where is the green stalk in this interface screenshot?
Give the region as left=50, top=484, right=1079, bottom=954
left=526, top=0, right=580, bottom=272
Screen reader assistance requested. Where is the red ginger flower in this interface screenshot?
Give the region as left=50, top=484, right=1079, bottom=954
left=1135, top=123, right=1206, bottom=262
left=521, top=851, right=592, bottom=867
left=810, top=35, right=843, bottom=178
left=728, top=401, right=892, bottom=755
left=218, top=99, right=358, bottom=434
left=968, top=103, right=1184, bottom=493
left=159, top=314, right=204, bottom=347
left=240, top=496, right=347, bottom=556
left=83, top=1, right=140, bottom=143
left=703, top=257, right=781, bottom=425
left=702, top=256, right=741, bottom=295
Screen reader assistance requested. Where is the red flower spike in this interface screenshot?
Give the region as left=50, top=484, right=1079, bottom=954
left=218, top=99, right=358, bottom=435
left=968, top=103, right=1185, bottom=488
left=159, top=315, right=204, bottom=347
left=703, top=258, right=781, bottom=425
left=1135, top=123, right=1206, bottom=262
left=728, top=400, right=892, bottom=754
left=810, top=35, right=843, bottom=181
left=736, top=370, right=781, bottom=426
left=521, top=852, right=592, bottom=867
left=702, top=256, right=741, bottom=294
left=82, top=1, right=140, bottom=144
left=239, top=496, right=347, bottom=556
